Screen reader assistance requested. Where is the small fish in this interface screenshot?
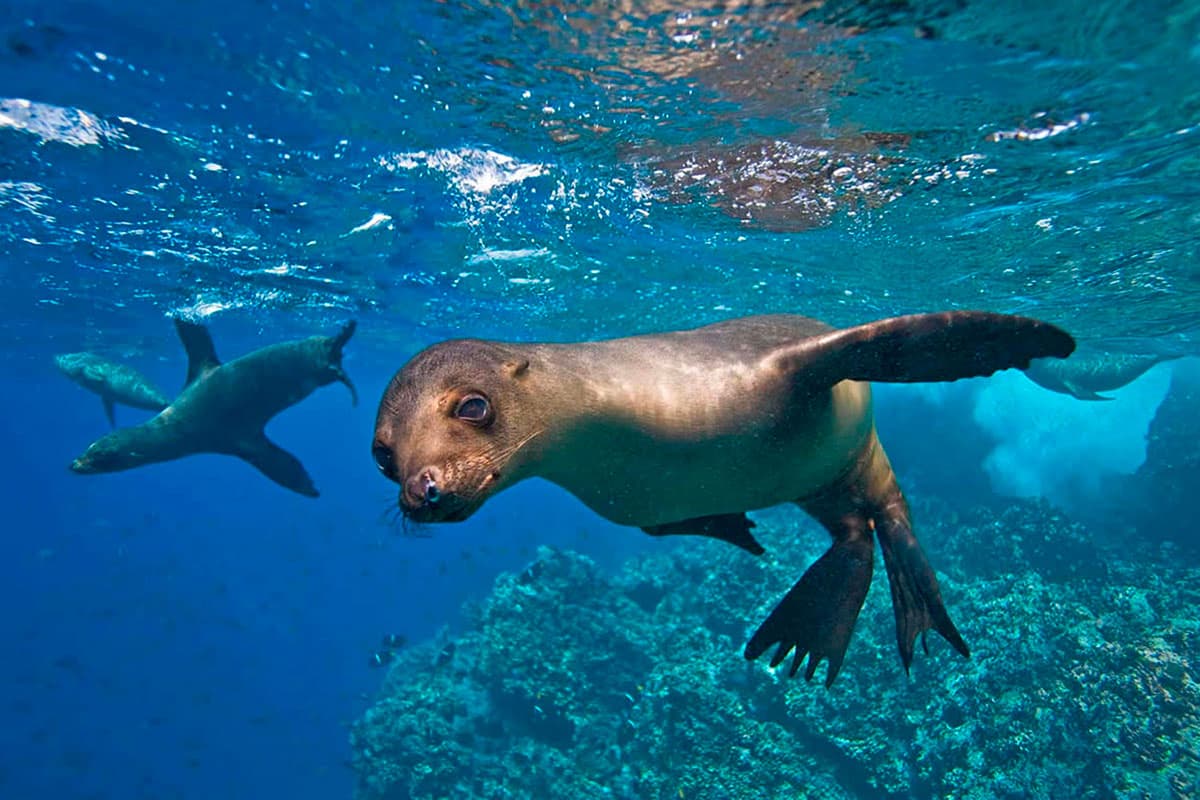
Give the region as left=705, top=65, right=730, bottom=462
left=368, top=650, right=394, bottom=669
left=55, top=352, right=169, bottom=426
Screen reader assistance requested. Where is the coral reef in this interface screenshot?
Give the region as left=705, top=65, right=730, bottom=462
left=352, top=499, right=1199, bottom=800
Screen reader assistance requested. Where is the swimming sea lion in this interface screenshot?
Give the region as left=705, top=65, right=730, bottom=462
left=71, top=318, right=357, bottom=497
left=55, top=352, right=170, bottom=426
left=372, top=311, right=1075, bottom=685
left=1023, top=347, right=1184, bottom=401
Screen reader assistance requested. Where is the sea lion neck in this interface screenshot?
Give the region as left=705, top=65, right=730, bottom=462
left=504, top=343, right=609, bottom=478
left=518, top=340, right=683, bottom=486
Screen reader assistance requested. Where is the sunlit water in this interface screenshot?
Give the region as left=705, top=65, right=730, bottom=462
left=2, top=1, right=1198, bottom=798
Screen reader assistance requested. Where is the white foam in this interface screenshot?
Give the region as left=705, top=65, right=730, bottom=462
left=972, top=362, right=1173, bottom=507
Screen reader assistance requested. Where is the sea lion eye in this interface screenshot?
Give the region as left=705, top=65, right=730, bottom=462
left=454, top=394, right=491, bottom=425
left=372, top=443, right=396, bottom=477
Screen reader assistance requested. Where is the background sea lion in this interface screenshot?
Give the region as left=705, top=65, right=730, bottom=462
left=54, top=352, right=170, bottom=426
left=1023, top=344, right=1188, bottom=400
left=71, top=318, right=357, bottom=497
left=372, top=310, right=1075, bottom=685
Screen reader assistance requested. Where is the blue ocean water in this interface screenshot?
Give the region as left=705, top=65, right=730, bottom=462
left=2, top=1, right=1198, bottom=798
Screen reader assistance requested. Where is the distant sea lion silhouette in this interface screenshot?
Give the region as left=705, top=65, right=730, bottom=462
left=1023, top=347, right=1185, bottom=401
left=55, top=352, right=170, bottom=426
left=71, top=318, right=357, bottom=497
left=372, top=311, right=1075, bottom=685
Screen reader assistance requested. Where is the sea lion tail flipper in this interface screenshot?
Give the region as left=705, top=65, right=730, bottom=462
left=874, top=509, right=970, bottom=670
left=331, top=320, right=356, bottom=351
left=174, top=318, right=221, bottom=387
left=642, top=513, right=765, bottom=556
left=744, top=525, right=873, bottom=687
left=328, top=321, right=358, bottom=405
left=333, top=367, right=358, bottom=406
left=102, top=396, right=116, bottom=427
left=235, top=433, right=319, bottom=498
left=771, top=311, right=1076, bottom=385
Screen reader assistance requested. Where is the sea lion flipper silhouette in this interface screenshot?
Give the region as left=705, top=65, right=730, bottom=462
left=642, top=513, right=765, bottom=555
left=175, top=318, right=221, bottom=386
left=329, top=321, right=359, bottom=405
left=768, top=310, right=1075, bottom=386
left=234, top=433, right=318, bottom=497
left=1061, top=381, right=1113, bottom=401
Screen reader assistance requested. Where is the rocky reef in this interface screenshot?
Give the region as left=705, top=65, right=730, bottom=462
left=1106, top=360, right=1200, bottom=552
left=352, top=498, right=1199, bottom=800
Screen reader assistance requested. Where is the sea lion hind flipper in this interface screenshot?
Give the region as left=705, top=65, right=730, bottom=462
left=331, top=320, right=356, bottom=351
left=874, top=512, right=970, bottom=670
left=234, top=434, right=319, bottom=498
left=770, top=311, right=1075, bottom=386
left=744, top=529, right=873, bottom=687
left=174, top=318, right=222, bottom=387
left=328, top=321, right=358, bottom=405
left=642, top=513, right=765, bottom=555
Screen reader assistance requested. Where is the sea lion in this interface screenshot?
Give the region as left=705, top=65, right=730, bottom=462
left=1023, top=347, right=1185, bottom=401
left=372, top=311, right=1075, bottom=685
left=55, top=352, right=171, bottom=426
left=71, top=318, right=357, bottom=497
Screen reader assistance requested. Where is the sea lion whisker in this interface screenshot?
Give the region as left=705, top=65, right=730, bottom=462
left=458, top=428, right=544, bottom=503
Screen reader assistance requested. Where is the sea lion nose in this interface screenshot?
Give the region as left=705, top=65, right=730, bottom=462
left=402, top=468, right=443, bottom=510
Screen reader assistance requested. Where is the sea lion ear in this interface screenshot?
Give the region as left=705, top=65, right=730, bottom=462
left=505, top=359, right=530, bottom=379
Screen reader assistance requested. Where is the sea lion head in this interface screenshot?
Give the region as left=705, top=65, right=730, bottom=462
left=54, top=352, right=102, bottom=389
left=372, top=339, right=538, bottom=524
left=69, top=430, right=138, bottom=474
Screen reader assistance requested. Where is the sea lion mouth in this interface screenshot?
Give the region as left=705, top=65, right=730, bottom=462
left=398, top=470, right=500, bottom=523
left=399, top=492, right=473, bottom=523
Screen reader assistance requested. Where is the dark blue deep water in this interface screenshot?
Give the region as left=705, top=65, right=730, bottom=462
left=2, top=1, right=1198, bottom=798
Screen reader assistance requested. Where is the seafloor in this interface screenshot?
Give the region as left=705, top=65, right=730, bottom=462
left=351, top=369, right=1200, bottom=800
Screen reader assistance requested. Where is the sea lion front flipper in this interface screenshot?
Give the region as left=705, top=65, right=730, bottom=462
left=875, top=508, right=970, bottom=670
left=744, top=524, right=873, bottom=687
left=174, top=318, right=222, bottom=387
left=770, top=311, right=1075, bottom=386
left=102, top=396, right=116, bottom=427
left=234, top=434, right=319, bottom=498
left=1062, top=381, right=1113, bottom=401
left=642, top=513, right=765, bottom=555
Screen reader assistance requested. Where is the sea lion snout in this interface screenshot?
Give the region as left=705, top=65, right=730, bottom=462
left=400, top=467, right=444, bottom=514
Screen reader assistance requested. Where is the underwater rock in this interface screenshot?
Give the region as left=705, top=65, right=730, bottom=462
left=352, top=499, right=1199, bottom=800
left=1107, top=361, right=1200, bottom=551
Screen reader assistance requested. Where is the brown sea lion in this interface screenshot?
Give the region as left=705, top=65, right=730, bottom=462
left=372, top=311, right=1075, bottom=685
left=71, top=318, right=357, bottom=497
